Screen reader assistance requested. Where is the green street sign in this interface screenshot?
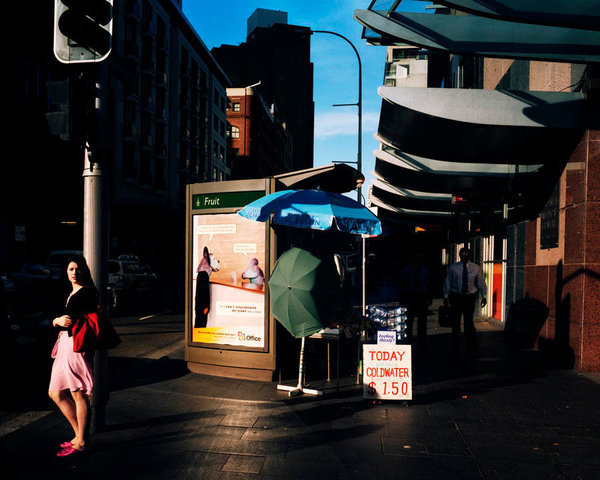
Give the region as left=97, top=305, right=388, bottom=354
left=192, top=191, right=265, bottom=210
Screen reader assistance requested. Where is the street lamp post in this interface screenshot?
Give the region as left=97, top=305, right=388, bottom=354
left=311, top=31, right=367, bottom=379
left=311, top=30, right=362, bottom=205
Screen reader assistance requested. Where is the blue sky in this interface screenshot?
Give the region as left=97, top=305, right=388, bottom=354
left=183, top=0, right=428, bottom=189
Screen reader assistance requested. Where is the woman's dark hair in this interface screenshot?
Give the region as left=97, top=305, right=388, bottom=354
left=66, top=254, right=96, bottom=289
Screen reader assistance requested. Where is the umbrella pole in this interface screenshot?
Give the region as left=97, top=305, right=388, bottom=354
left=297, top=336, right=305, bottom=390
left=277, top=336, right=323, bottom=397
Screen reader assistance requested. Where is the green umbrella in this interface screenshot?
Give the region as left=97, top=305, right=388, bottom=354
left=269, top=247, right=340, bottom=338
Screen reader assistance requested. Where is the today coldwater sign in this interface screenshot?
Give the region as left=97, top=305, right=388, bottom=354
left=363, top=344, right=412, bottom=400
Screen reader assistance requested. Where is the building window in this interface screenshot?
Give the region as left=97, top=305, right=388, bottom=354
left=123, top=142, right=137, bottom=179
left=213, top=167, right=218, bottom=181
left=140, top=151, right=152, bottom=185
left=231, top=126, right=240, bottom=139
left=180, top=141, right=189, bottom=169
left=155, top=158, right=165, bottom=191
left=179, top=172, right=188, bottom=201
left=181, top=47, right=189, bottom=74
left=232, top=102, right=240, bottom=112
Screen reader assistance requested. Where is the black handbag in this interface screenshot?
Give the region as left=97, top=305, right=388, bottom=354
left=438, top=305, right=452, bottom=328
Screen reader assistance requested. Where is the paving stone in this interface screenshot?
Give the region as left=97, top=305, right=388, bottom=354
left=469, top=441, right=549, bottom=463
left=556, top=463, right=600, bottom=480
left=381, top=437, right=429, bottom=456
left=545, top=443, right=600, bottom=467
left=478, top=459, right=565, bottom=480
left=8, top=313, right=600, bottom=479
left=260, top=455, right=340, bottom=478
left=221, top=454, right=265, bottom=474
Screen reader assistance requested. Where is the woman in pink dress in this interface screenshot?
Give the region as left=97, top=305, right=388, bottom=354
left=49, top=255, right=97, bottom=457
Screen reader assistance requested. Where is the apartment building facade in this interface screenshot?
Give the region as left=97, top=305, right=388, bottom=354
left=2, top=0, right=229, bottom=293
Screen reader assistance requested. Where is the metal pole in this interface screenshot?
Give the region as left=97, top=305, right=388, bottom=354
left=362, top=235, right=366, bottom=317
left=311, top=29, right=365, bottom=384
left=311, top=30, right=362, bottom=204
left=83, top=145, right=108, bottom=433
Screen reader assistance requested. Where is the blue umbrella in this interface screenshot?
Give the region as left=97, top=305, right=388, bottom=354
left=238, top=189, right=382, bottom=236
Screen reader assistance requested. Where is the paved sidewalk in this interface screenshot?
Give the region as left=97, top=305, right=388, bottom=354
left=2, top=310, right=600, bottom=479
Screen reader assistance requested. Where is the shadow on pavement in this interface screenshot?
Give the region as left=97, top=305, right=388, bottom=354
left=108, top=355, right=189, bottom=393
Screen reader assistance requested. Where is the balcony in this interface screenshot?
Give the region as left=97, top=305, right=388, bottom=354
left=156, top=108, right=168, bottom=122
left=143, top=21, right=156, bottom=38
left=142, top=97, right=154, bottom=111
left=157, top=72, right=168, bottom=85
left=125, top=124, right=138, bottom=139
left=126, top=1, right=141, bottom=20
left=156, top=143, right=167, bottom=157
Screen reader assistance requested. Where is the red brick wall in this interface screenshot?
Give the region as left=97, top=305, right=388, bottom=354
left=526, top=131, right=600, bottom=371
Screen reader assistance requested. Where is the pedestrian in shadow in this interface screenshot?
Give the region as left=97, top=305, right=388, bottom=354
left=399, top=253, right=431, bottom=350
left=443, top=247, right=487, bottom=355
left=48, top=255, right=97, bottom=457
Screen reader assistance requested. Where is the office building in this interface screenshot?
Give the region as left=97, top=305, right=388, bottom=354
left=212, top=9, right=314, bottom=172
left=1, top=0, right=229, bottom=295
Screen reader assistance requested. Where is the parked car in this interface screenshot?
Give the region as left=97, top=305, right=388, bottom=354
left=13, top=262, right=59, bottom=288
left=108, top=255, right=159, bottom=310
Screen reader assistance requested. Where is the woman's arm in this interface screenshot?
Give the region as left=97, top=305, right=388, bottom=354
left=52, top=315, right=72, bottom=328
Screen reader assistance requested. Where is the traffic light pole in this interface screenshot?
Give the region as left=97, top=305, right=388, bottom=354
left=83, top=144, right=108, bottom=432
left=53, top=0, right=113, bottom=433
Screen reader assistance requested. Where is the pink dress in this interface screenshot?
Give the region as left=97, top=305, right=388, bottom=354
left=48, top=288, right=96, bottom=396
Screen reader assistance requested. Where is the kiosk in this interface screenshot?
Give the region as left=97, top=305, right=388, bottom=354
left=185, top=165, right=364, bottom=381
left=185, top=178, right=276, bottom=381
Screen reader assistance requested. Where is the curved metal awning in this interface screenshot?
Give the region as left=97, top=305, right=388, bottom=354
left=369, top=194, right=452, bottom=219
left=372, top=176, right=454, bottom=212
left=435, top=0, right=600, bottom=31
left=373, top=172, right=452, bottom=200
left=380, top=87, right=586, bottom=128
left=374, top=156, right=544, bottom=197
left=375, top=137, right=545, bottom=174
left=274, top=163, right=363, bottom=193
left=377, top=87, right=585, bottom=165
left=354, top=9, right=600, bottom=63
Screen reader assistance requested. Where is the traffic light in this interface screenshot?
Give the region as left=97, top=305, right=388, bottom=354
left=53, top=0, right=113, bottom=63
left=46, top=77, right=96, bottom=142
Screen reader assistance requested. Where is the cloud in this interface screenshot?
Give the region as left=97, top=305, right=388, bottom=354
left=314, top=110, right=379, bottom=139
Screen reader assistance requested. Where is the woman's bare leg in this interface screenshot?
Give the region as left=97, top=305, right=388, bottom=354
left=48, top=389, right=78, bottom=441
left=70, top=390, right=90, bottom=449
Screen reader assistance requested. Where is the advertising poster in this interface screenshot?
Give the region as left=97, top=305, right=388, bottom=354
left=192, top=213, right=267, bottom=348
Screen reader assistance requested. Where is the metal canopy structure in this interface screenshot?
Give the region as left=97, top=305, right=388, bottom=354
left=274, top=163, right=364, bottom=193
left=434, top=0, right=600, bottom=31
left=371, top=86, right=585, bottom=221
left=378, top=87, right=586, bottom=165
left=354, top=2, right=595, bottom=229
left=354, top=8, right=600, bottom=63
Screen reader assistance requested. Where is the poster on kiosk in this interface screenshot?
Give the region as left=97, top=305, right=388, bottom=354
left=191, top=211, right=267, bottom=348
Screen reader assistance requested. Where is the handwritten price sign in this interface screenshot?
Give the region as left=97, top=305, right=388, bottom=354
left=363, top=344, right=412, bottom=400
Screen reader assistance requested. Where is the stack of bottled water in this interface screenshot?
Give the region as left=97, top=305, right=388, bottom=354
left=366, top=305, right=408, bottom=343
